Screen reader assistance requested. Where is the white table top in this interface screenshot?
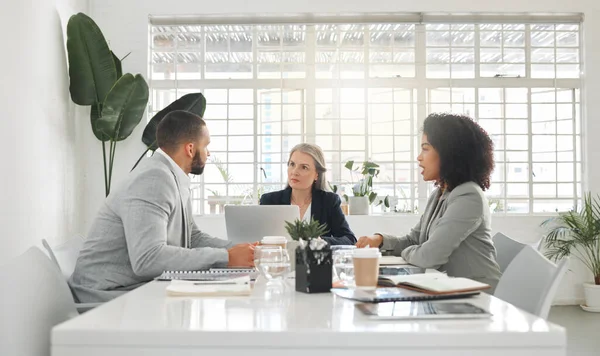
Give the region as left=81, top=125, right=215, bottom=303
left=53, top=278, right=566, bottom=351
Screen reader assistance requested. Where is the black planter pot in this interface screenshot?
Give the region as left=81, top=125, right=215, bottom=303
left=295, top=242, right=332, bottom=293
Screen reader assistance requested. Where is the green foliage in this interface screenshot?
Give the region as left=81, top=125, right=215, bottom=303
left=345, top=160, right=381, bottom=204
left=284, top=218, right=329, bottom=241
left=66, top=12, right=149, bottom=196
left=132, top=93, right=207, bottom=171
left=541, top=192, right=600, bottom=283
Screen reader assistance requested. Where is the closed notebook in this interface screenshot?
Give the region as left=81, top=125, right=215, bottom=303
left=379, top=256, right=409, bottom=265
left=166, top=275, right=252, bottom=297
left=378, top=274, right=490, bottom=295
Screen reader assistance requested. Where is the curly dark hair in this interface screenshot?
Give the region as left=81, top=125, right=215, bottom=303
left=422, top=113, right=495, bottom=191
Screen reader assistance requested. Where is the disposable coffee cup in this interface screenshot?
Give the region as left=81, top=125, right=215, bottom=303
left=352, top=248, right=381, bottom=290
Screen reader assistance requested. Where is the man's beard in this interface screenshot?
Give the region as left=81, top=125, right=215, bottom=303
left=190, top=150, right=205, bottom=175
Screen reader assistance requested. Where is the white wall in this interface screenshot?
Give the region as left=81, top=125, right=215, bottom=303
left=88, top=0, right=600, bottom=304
left=0, top=0, right=88, bottom=263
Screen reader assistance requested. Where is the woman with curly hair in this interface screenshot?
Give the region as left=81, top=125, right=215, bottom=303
left=356, top=113, right=502, bottom=292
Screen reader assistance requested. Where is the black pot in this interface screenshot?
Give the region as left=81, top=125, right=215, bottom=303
left=295, top=242, right=332, bottom=293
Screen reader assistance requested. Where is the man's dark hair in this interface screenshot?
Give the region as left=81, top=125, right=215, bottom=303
left=422, top=113, right=495, bottom=191
left=156, top=110, right=206, bottom=152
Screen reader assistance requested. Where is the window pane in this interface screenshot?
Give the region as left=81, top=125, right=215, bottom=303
left=151, top=22, right=581, bottom=214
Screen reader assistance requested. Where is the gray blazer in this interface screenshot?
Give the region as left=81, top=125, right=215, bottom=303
left=69, top=153, right=233, bottom=303
left=380, top=182, right=502, bottom=293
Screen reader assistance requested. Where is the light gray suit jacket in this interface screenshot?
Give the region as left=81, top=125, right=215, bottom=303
left=69, top=153, right=233, bottom=303
left=380, top=182, right=502, bottom=293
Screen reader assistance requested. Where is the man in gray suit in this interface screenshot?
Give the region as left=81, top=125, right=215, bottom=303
left=69, top=110, right=255, bottom=303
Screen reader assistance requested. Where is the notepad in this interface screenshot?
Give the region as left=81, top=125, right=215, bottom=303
left=379, top=256, right=408, bottom=265
left=156, top=268, right=256, bottom=281
left=166, top=275, right=252, bottom=297
left=378, top=274, right=490, bottom=295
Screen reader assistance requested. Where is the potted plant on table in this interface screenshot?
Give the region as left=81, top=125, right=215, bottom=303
left=541, top=193, right=600, bottom=310
left=285, top=218, right=332, bottom=293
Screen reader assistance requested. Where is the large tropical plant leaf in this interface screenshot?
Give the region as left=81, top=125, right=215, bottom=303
left=142, top=93, right=207, bottom=151
left=96, top=74, right=149, bottom=141
left=90, top=103, right=109, bottom=141
left=111, top=51, right=122, bottom=79
left=66, top=12, right=117, bottom=105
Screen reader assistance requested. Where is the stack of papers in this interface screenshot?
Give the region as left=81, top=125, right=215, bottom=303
left=166, top=275, right=252, bottom=296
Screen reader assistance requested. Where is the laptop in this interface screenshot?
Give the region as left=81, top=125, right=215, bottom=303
left=224, top=205, right=300, bottom=244
left=356, top=301, right=492, bottom=320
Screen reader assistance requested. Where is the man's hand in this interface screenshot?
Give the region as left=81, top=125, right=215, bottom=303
left=227, top=243, right=255, bottom=267
left=355, top=234, right=383, bottom=248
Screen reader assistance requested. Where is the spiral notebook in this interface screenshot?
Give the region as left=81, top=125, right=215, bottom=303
left=156, top=268, right=256, bottom=281
left=377, top=274, right=490, bottom=295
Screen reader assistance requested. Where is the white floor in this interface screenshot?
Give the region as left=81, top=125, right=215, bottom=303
left=548, top=305, right=600, bottom=356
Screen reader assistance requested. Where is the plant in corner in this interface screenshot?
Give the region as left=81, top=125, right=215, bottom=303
left=66, top=13, right=149, bottom=196
left=285, top=218, right=332, bottom=293
left=541, top=192, right=600, bottom=309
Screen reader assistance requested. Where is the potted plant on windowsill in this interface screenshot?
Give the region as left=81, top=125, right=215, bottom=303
left=285, top=218, right=332, bottom=293
left=541, top=193, right=600, bottom=311
left=344, top=160, right=383, bottom=215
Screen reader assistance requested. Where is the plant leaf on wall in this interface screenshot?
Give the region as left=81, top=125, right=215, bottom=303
left=96, top=74, right=149, bottom=141
left=90, top=103, right=109, bottom=141
left=66, top=12, right=117, bottom=105
left=142, top=93, right=207, bottom=151
left=112, top=51, right=122, bottom=78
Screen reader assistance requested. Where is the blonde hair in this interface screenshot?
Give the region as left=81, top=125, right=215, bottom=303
left=287, top=143, right=329, bottom=191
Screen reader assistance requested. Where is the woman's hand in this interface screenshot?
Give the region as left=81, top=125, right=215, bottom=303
left=355, top=234, right=383, bottom=248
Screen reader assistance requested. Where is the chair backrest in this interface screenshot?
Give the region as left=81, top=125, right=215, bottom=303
left=492, top=232, right=527, bottom=273
left=494, top=245, right=569, bottom=319
left=41, top=236, right=84, bottom=279
left=0, top=247, right=78, bottom=356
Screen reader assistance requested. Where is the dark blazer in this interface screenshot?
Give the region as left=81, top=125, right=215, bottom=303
left=260, top=187, right=356, bottom=245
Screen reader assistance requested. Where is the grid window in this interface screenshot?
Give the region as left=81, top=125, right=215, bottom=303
left=149, top=20, right=582, bottom=215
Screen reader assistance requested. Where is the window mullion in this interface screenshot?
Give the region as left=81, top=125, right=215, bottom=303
left=416, top=23, right=428, bottom=209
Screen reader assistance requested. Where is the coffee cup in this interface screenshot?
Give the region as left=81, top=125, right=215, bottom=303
left=352, top=248, right=381, bottom=290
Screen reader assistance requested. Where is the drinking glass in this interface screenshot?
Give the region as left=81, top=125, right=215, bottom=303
left=256, top=246, right=288, bottom=281
left=332, top=245, right=356, bottom=286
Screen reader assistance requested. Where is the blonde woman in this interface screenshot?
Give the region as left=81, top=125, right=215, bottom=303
left=260, top=143, right=356, bottom=245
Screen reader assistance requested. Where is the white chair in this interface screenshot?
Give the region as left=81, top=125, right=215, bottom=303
left=494, top=245, right=569, bottom=319
left=41, top=236, right=84, bottom=279
left=492, top=232, right=527, bottom=273
left=42, top=237, right=101, bottom=312
left=0, top=247, right=78, bottom=356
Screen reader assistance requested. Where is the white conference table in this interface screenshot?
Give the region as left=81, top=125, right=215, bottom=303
left=52, top=276, right=566, bottom=356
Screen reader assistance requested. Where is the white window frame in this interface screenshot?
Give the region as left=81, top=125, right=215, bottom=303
left=148, top=14, right=583, bottom=216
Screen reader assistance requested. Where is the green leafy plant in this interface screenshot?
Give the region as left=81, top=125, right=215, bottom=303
left=66, top=13, right=149, bottom=196
left=285, top=218, right=329, bottom=241
left=328, top=183, right=348, bottom=203
left=541, top=193, right=600, bottom=285
left=344, top=160, right=381, bottom=204
left=131, top=93, right=207, bottom=171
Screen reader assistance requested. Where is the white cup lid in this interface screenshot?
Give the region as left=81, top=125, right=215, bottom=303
left=353, top=247, right=382, bottom=258
left=261, top=236, right=288, bottom=244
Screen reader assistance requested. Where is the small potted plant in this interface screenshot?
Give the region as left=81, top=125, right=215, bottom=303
left=285, top=218, right=332, bottom=293
left=344, top=160, right=381, bottom=215
left=541, top=193, right=600, bottom=311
